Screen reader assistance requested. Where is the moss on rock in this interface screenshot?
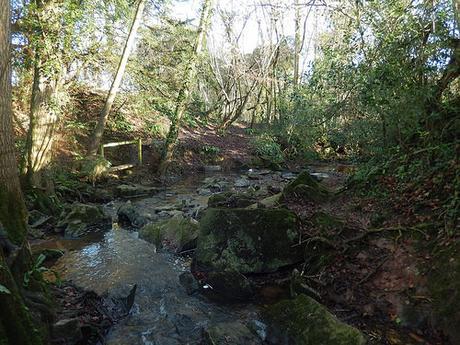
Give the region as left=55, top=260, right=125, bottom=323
left=208, top=191, right=257, bottom=208
left=195, top=208, right=302, bottom=274
left=57, top=203, right=110, bottom=238
left=265, top=294, right=366, bottom=345
left=282, top=171, right=330, bottom=202
left=139, top=215, right=199, bottom=252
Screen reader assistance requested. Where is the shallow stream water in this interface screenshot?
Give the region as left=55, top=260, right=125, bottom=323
left=51, top=173, right=272, bottom=344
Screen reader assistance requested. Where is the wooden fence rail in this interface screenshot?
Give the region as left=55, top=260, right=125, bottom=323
left=100, top=138, right=142, bottom=171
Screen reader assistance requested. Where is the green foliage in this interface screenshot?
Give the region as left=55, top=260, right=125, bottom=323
left=349, top=143, right=458, bottom=235
left=251, top=134, right=284, bottom=165
left=23, top=254, right=60, bottom=288
left=79, top=155, right=111, bottom=184
left=110, top=112, right=133, bottom=132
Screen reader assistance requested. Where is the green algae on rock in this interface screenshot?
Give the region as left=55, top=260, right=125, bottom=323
left=203, top=321, right=263, bottom=345
left=265, top=294, right=366, bottom=345
left=139, top=214, right=199, bottom=252
left=57, top=203, right=110, bottom=238
left=282, top=171, right=330, bottom=202
left=208, top=191, right=258, bottom=208
left=195, top=208, right=302, bottom=274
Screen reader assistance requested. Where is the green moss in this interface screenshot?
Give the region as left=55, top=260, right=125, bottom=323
left=195, top=208, right=303, bottom=273
left=0, top=188, right=28, bottom=245
left=282, top=171, right=330, bottom=202
left=139, top=215, right=199, bottom=252
left=208, top=191, right=257, bottom=208
left=265, top=294, right=366, bottom=345
left=247, top=193, right=282, bottom=209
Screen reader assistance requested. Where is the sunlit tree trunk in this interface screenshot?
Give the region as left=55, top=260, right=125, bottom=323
left=453, top=0, right=459, bottom=32
left=22, top=0, right=64, bottom=187
left=159, top=0, right=213, bottom=174
left=0, top=3, right=44, bottom=344
left=293, top=0, right=300, bottom=89
left=25, top=61, right=61, bottom=187
left=88, top=0, right=146, bottom=155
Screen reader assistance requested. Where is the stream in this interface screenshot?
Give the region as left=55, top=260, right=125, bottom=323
left=48, top=171, right=304, bottom=344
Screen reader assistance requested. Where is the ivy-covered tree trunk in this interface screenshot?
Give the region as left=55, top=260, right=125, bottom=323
left=23, top=0, right=65, bottom=187
left=0, top=3, right=45, bottom=344
left=25, top=61, right=61, bottom=187
left=159, top=0, right=213, bottom=175
left=88, top=0, right=146, bottom=156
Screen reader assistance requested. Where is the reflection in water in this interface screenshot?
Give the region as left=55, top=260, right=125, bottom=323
left=55, top=228, right=260, bottom=344
left=53, top=173, right=262, bottom=344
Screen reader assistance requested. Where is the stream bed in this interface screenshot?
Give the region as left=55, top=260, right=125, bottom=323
left=49, top=172, right=296, bottom=344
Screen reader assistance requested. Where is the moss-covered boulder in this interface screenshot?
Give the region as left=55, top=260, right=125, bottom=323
left=115, top=184, right=160, bottom=198
left=57, top=203, right=110, bottom=238
left=139, top=214, right=199, bottom=252
left=265, top=294, right=366, bottom=345
left=208, top=191, right=257, bottom=208
left=428, top=242, right=460, bottom=344
left=247, top=193, right=282, bottom=209
left=195, top=208, right=302, bottom=274
left=203, top=321, right=263, bottom=345
left=282, top=171, right=329, bottom=202
left=117, top=202, right=148, bottom=228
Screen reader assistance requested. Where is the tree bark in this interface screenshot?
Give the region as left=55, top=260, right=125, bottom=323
left=159, top=0, right=213, bottom=174
left=0, top=1, right=28, bottom=245
left=293, top=0, right=300, bottom=89
left=88, top=0, right=146, bottom=155
left=0, top=2, right=45, bottom=344
left=24, top=61, right=61, bottom=187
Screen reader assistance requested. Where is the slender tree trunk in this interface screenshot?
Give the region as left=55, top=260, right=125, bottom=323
left=88, top=0, right=146, bottom=155
left=453, top=0, right=459, bottom=32
left=159, top=0, right=213, bottom=174
left=0, top=3, right=45, bottom=344
left=293, top=0, right=300, bottom=89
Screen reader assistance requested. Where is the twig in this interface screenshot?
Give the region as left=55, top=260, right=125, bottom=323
left=292, top=236, right=338, bottom=249
left=356, top=255, right=390, bottom=286
left=344, top=226, right=428, bottom=244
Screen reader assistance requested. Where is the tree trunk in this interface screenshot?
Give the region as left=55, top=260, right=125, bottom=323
left=23, top=0, right=65, bottom=187
left=159, top=0, right=213, bottom=174
left=88, top=0, right=146, bottom=155
left=293, top=0, right=300, bottom=89
left=0, top=3, right=45, bottom=344
left=24, top=60, right=61, bottom=187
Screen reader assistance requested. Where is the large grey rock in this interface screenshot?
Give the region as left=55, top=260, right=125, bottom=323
left=265, top=294, right=366, bottom=345
left=203, top=321, right=263, bottom=345
left=282, top=170, right=330, bottom=202
left=57, top=203, right=110, bottom=238
left=195, top=208, right=302, bottom=274
left=208, top=191, right=257, bottom=208
left=115, top=184, right=160, bottom=198
left=117, top=202, right=148, bottom=228
left=139, top=214, right=199, bottom=252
